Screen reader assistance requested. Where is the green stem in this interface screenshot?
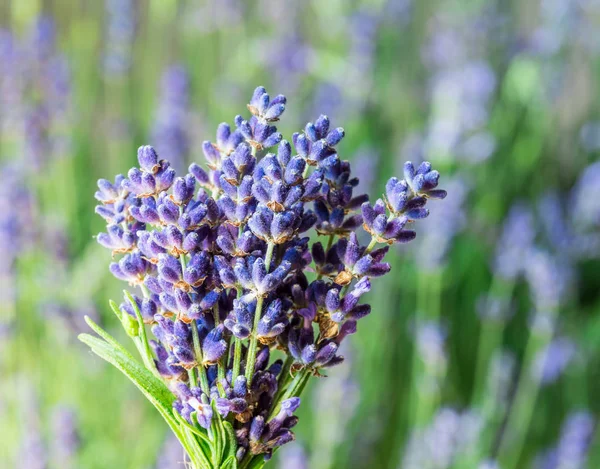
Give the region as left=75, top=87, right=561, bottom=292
left=497, top=307, right=557, bottom=469
left=472, top=277, right=515, bottom=406
left=365, top=237, right=378, bottom=254
left=268, top=368, right=311, bottom=420
left=272, top=356, right=295, bottom=404
left=264, top=242, right=275, bottom=271
left=364, top=213, right=397, bottom=255
left=232, top=337, right=243, bottom=382
left=188, top=368, right=198, bottom=389
left=212, top=303, right=227, bottom=397
left=244, top=295, right=266, bottom=384
left=244, top=242, right=275, bottom=384
left=409, top=268, right=443, bottom=428
left=325, top=234, right=335, bottom=251
left=125, top=290, right=160, bottom=378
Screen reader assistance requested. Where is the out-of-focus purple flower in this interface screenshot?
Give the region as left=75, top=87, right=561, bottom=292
left=528, top=0, right=600, bottom=57
left=277, top=443, right=308, bottom=469
left=103, top=0, right=137, bottom=78
left=151, top=65, right=191, bottom=174
left=16, top=381, right=47, bottom=469
left=532, top=337, right=577, bottom=385
left=415, top=320, right=447, bottom=373
left=525, top=249, right=572, bottom=313
left=486, top=350, right=516, bottom=408
left=535, top=411, right=595, bottom=469
left=50, top=406, right=79, bottom=469
left=383, top=0, right=413, bottom=26
left=476, top=294, right=514, bottom=323
left=478, top=461, right=499, bottom=469
left=579, top=121, right=600, bottom=152
left=310, top=8, right=384, bottom=124
left=186, top=0, right=244, bottom=34
left=0, top=165, right=35, bottom=337
left=253, top=1, right=313, bottom=99
left=154, top=433, right=186, bottom=469
left=353, top=146, right=379, bottom=196
left=12, top=17, right=74, bottom=170
left=538, top=192, right=572, bottom=253
left=401, top=408, right=483, bottom=469
left=420, top=7, right=500, bottom=163
left=571, top=161, right=600, bottom=231
left=0, top=29, right=25, bottom=137
left=310, top=344, right=359, bottom=468
left=43, top=301, right=100, bottom=340
left=344, top=10, right=380, bottom=104
left=493, top=203, right=536, bottom=281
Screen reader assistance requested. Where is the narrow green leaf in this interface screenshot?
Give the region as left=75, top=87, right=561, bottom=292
left=245, top=456, right=265, bottom=469
left=210, top=402, right=224, bottom=465
left=175, top=411, right=211, bottom=444
left=80, top=333, right=214, bottom=467
left=78, top=334, right=176, bottom=423
left=109, top=299, right=123, bottom=321
left=220, top=455, right=238, bottom=469
left=124, top=290, right=156, bottom=370
left=222, top=421, right=238, bottom=461
left=82, top=317, right=133, bottom=359
left=181, top=426, right=213, bottom=469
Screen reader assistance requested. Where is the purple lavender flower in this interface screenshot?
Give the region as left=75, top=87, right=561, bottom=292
left=89, top=84, right=449, bottom=465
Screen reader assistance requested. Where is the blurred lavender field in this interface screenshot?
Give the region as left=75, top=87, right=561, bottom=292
left=1, top=0, right=599, bottom=468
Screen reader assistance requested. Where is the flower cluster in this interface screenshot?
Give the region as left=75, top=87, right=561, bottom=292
left=94, top=86, right=446, bottom=464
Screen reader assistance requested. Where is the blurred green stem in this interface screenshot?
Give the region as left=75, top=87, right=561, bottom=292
left=472, top=277, right=515, bottom=406
left=496, top=307, right=557, bottom=469
left=410, top=267, right=443, bottom=428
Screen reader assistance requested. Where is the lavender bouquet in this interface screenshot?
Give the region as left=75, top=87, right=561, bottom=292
left=83, top=86, right=446, bottom=468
